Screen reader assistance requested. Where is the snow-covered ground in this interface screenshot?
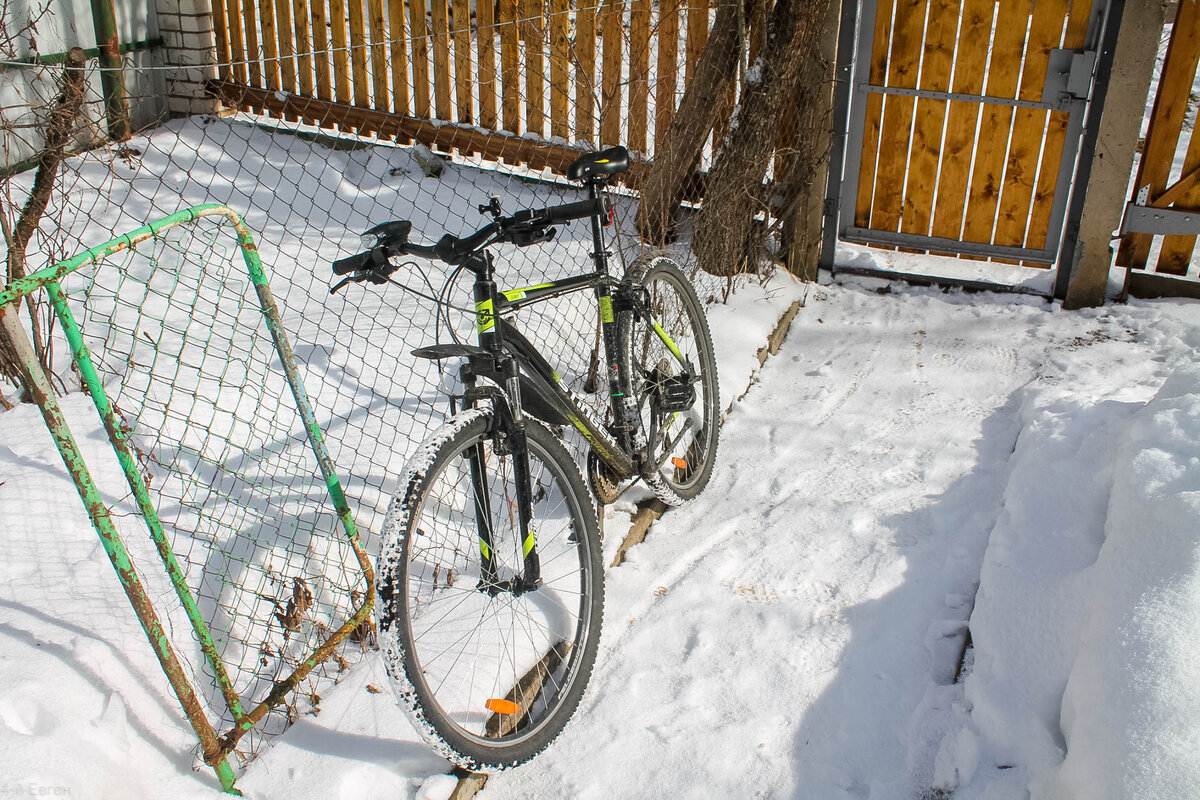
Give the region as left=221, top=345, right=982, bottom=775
left=4, top=257, right=1200, bottom=798
left=3, top=79, right=1200, bottom=795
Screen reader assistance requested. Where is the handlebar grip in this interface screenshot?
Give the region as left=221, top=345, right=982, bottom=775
left=543, top=197, right=607, bottom=225
left=332, top=250, right=373, bottom=275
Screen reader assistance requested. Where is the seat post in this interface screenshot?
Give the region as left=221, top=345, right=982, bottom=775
left=586, top=179, right=611, bottom=277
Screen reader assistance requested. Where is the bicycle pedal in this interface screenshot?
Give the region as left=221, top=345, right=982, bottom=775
left=657, top=373, right=695, bottom=413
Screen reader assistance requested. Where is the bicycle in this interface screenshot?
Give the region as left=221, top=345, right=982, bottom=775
left=330, top=145, right=719, bottom=770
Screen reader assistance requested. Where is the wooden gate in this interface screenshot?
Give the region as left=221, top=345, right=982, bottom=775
left=837, top=0, right=1111, bottom=269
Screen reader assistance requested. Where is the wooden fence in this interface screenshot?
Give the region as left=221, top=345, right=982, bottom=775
left=211, top=0, right=720, bottom=166
left=1117, top=0, right=1200, bottom=279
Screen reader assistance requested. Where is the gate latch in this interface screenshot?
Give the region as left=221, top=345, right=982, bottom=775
left=1043, top=49, right=1098, bottom=110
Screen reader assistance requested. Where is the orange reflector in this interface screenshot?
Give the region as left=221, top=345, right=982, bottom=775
left=486, top=698, right=519, bottom=715
left=671, top=457, right=688, bottom=470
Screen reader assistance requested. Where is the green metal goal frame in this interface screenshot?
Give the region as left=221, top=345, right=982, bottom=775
left=0, top=204, right=374, bottom=794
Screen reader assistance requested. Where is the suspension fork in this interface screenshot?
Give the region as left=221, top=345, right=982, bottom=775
left=466, top=438, right=500, bottom=589
left=462, top=371, right=543, bottom=594
left=467, top=257, right=541, bottom=594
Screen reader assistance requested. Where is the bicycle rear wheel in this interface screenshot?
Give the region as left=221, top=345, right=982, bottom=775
left=376, top=409, right=604, bottom=770
left=620, top=253, right=720, bottom=505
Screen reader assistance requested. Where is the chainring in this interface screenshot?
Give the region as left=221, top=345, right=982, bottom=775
left=587, top=450, right=623, bottom=506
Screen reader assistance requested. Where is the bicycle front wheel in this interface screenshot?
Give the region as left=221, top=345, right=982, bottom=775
left=621, top=253, right=720, bottom=505
left=376, top=409, right=604, bottom=770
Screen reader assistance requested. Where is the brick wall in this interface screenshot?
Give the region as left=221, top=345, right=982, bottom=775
left=155, top=0, right=224, bottom=117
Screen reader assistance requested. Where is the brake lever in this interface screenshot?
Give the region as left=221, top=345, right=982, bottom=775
left=329, top=274, right=357, bottom=295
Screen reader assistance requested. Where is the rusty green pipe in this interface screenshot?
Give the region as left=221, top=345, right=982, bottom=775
left=2, top=204, right=373, bottom=789
left=0, top=205, right=234, bottom=308
left=0, top=304, right=237, bottom=792
left=44, top=280, right=250, bottom=727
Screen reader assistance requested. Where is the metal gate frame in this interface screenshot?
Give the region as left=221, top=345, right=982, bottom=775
left=820, top=0, right=1122, bottom=295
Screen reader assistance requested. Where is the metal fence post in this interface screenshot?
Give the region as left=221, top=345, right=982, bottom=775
left=88, top=0, right=131, bottom=141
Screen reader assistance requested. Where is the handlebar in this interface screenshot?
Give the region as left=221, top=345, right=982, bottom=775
left=330, top=195, right=610, bottom=293
left=433, top=195, right=608, bottom=263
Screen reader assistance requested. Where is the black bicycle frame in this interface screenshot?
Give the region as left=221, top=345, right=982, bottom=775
left=459, top=183, right=642, bottom=480
left=425, top=182, right=651, bottom=594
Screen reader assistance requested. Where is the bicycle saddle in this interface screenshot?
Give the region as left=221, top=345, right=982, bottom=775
left=566, top=146, right=629, bottom=182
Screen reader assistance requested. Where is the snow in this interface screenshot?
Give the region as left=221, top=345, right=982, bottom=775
left=4, top=119, right=1200, bottom=798
left=1036, top=368, right=1200, bottom=800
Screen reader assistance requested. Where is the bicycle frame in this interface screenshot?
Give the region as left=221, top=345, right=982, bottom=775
left=451, top=180, right=670, bottom=482
left=405, top=181, right=695, bottom=594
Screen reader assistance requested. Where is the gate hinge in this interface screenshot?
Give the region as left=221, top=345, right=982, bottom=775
left=1043, top=49, right=1098, bottom=110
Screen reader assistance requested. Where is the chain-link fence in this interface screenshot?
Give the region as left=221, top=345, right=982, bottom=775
left=1, top=0, right=830, bottom=788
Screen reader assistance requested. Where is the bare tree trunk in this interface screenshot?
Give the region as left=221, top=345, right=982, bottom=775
left=635, top=0, right=744, bottom=245
left=780, top=0, right=840, bottom=281
left=693, top=0, right=833, bottom=277
left=0, top=47, right=88, bottom=406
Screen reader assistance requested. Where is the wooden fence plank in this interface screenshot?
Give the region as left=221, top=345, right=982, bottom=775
left=411, top=0, right=432, bottom=118
left=992, top=0, right=1068, bottom=250
left=349, top=0, right=372, bottom=125
left=242, top=0, right=262, bottom=87
left=900, top=0, right=960, bottom=237
left=685, top=0, right=708, bottom=85
left=499, top=0, right=520, bottom=133
left=388, top=0, right=410, bottom=118
left=260, top=0, right=281, bottom=92
left=961, top=0, right=1030, bottom=245
left=478, top=0, right=497, bottom=129
left=1156, top=127, right=1200, bottom=274
left=549, top=0, right=570, bottom=139
left=1118, top=0, right=1200, bottom=268
left=574, top=0, right=597, bottom=141
left=870, top=0, right=926, bottom=233
left=293, top=0, right=316, bottom=98
left=853, top=0, right=894, bottom=227
left=225, top=0, right=248, bottom=84
left=213, top=0, right=232, bottom=80
left=431, top=0, right=453, bottom=121
left=1147, top=164, right=1200, bottom=207
left=274, top=0, right=296, bottom=95
left=628, top=0, right=651, bottom=152
left=655, top=0, right=680, bottom=148
left=311, top=0, right=332, bottom=101
left=523, top=0, right=547, bottom=136
left=1024, top=0, right=1091, bottom=252
left=272, top=0, right=297, bottom=119
left=330, top=0, right=352, bottom=111
left=928, top=0, right=992, bottom=239
left=600, top=0, right=624, bottom=147
left=369, top=0, right=390, bottom=111
left=452, top=0, right=474, bottom=122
